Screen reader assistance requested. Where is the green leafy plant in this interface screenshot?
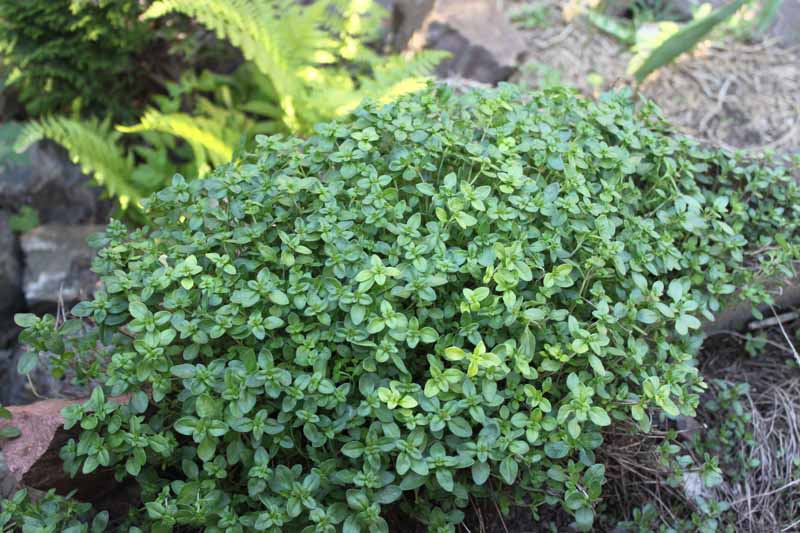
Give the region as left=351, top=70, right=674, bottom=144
left=585, top=0, right=751, bottom=84
left=13, top=117, right=145, bottom=211
left=632, top=0, right=748, bottom=83
left=0, top=405, right=20, bottom=440
left=7, top=206, right=39, bottom=233
left=724, top=0, right=785, bottom=40
left=12, top=84, right=800, bottom=531
left=0, top=489, right=108, bottom=532
left=0, top=0, right=155, bottom=119
left=135, top=0, right=448, bottom=135
left=509, top=2, right=554, bottom=29
left=13, top=0, right=445, bottom=218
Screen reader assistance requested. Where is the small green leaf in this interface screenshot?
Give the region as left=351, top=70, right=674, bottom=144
left=131, top=391, right=149, bottom=414
left=499, top=457, right=518, bottom=484
left=129, top=301, right=148, bottom=319
left=588, top=406, right=611, bottom=426
left=574, top=506, right=594, bottom=532
left=0, top=426, right=21, bottom=439
left=13, top=313, right=38, bottom=328
left=545, top=441, right=569, bottom=459
left=171, top=364, right=196, bottom=379
left=443, top=347, right=465, bottom=361
left=16, top=351, right=38, bottom=375
left=636, top=309, right=658, bottom=324
left=472, top=461, right=490, bottom=485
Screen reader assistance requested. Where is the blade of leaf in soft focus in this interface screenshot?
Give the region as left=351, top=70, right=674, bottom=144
left=633, top=0, right=749, bottom=84
left=584, top=9, right=636, bottom=45
left=753, top=0, right=783, bottom=35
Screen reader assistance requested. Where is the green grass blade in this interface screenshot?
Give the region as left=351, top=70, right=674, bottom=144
left=634, top=0, right=748, bottom=84
left=754, top=0, right=783, bottom=35
left=584, top=9, right=636, bottom=45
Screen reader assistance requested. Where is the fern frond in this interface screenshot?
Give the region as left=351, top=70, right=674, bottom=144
left=117, top=110, right=235, bottom=170
left=143, top=0, right=330, bottom=132
left=14, top=117, right=141, bottom=208
left=341, top=50, right=450, bottom=113
left=143, top=0, right=447, bottom=136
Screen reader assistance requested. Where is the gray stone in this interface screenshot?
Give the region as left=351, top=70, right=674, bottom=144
left=0, top=451, right=17, bottom=499
left=0, top=348, right=28, bottom=406
left=682, top=471, right=710, bottom=500
left=0, top=140, right=107, bottom=225
left=0, top=211, right=22, bottom=318
left=766, top=0, right=800, bottom=47
left=388, top=0, right=528, bottom=84
left=1, top=348, right=48, bottom=405
left=20, top=224, right=102, bottom=309
left=0, top=346, right=91, bottom=406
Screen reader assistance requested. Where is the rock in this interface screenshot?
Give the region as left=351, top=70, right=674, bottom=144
left=388, top=0, right=528, bottom=84
left=20, top=224, right=102, bottom=310
left=0, top=397, right=135, bottom=512
left=704, top=264, right=800, bottom=334
left=0, top=140, right=109, bottom=225
left=675, top=415, right=703, bottom=441
left=0, top=211, right=23, bottom=320
left=682, top=471, right=709, bottom=501
left=0, top=398, right=75, bottom=486
left=0, top=346, right=89, bottom=406
left=765, top=0, right=800, bottom=48
left=0, top=451, right=17, bottom=499
left=0, top=348, right=27, bottom=406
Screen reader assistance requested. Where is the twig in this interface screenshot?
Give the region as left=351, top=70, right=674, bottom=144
left=730, top=478, right=800, bottom=505
left=534, top=25, right=573, bottom=50
left=706, top=330, right=798, bottom=356
left=698, top=76, right=732, bottom=131
left=782, top=516, right=800, bottom=532
left=770, top=305, right=800, bottom=367
left=26, top=373, right=43, bottom=400
left=748, top=311, right=799, bottom=331
left=492, top=497, right=509, bottom=533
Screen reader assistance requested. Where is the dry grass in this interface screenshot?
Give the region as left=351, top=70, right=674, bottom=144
left=701, top=329, right=800, bottom=532
left=599, top=322, right=800, bottom=531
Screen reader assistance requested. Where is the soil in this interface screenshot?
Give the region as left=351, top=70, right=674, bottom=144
left=507, top=0, right=800, bottom=156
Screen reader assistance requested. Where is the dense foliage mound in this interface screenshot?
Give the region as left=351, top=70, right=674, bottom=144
left=12, top=84, right=800, bottom=531
left=0, top=0, right=168, bottom=119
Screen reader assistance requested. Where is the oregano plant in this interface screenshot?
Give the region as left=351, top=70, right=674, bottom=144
left=12, top=84, right=800, bottom=531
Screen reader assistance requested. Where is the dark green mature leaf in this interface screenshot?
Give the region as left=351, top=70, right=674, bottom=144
left=0, top=426, right=21, bottom=439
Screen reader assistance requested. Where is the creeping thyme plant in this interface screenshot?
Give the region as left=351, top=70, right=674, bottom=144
left=11, top=84, right=800, bottom=531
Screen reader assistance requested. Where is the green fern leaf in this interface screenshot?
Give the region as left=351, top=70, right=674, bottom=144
left=143, top=0, right=446, bottom=136
left=14, top=117, right=142, bottom=208
left=363, top=50, right=451, bottom=102
left=142, top=0, right=325, bottom=132
left=117, top=110, right=236, bottom=170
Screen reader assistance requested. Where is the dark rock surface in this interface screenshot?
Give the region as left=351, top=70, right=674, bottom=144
left=385, top=0, right=528, bottom=84
left=19, top=224, right=102, bottom=311
left=767, top=0, right=800, bottom=47
left=0, top=346, right=81, bottom=406
left=0, top=211, right=22, bottom=322
left=0, top=140, right=109, bottom=226
left=0, top=451, right=16, bottom=499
